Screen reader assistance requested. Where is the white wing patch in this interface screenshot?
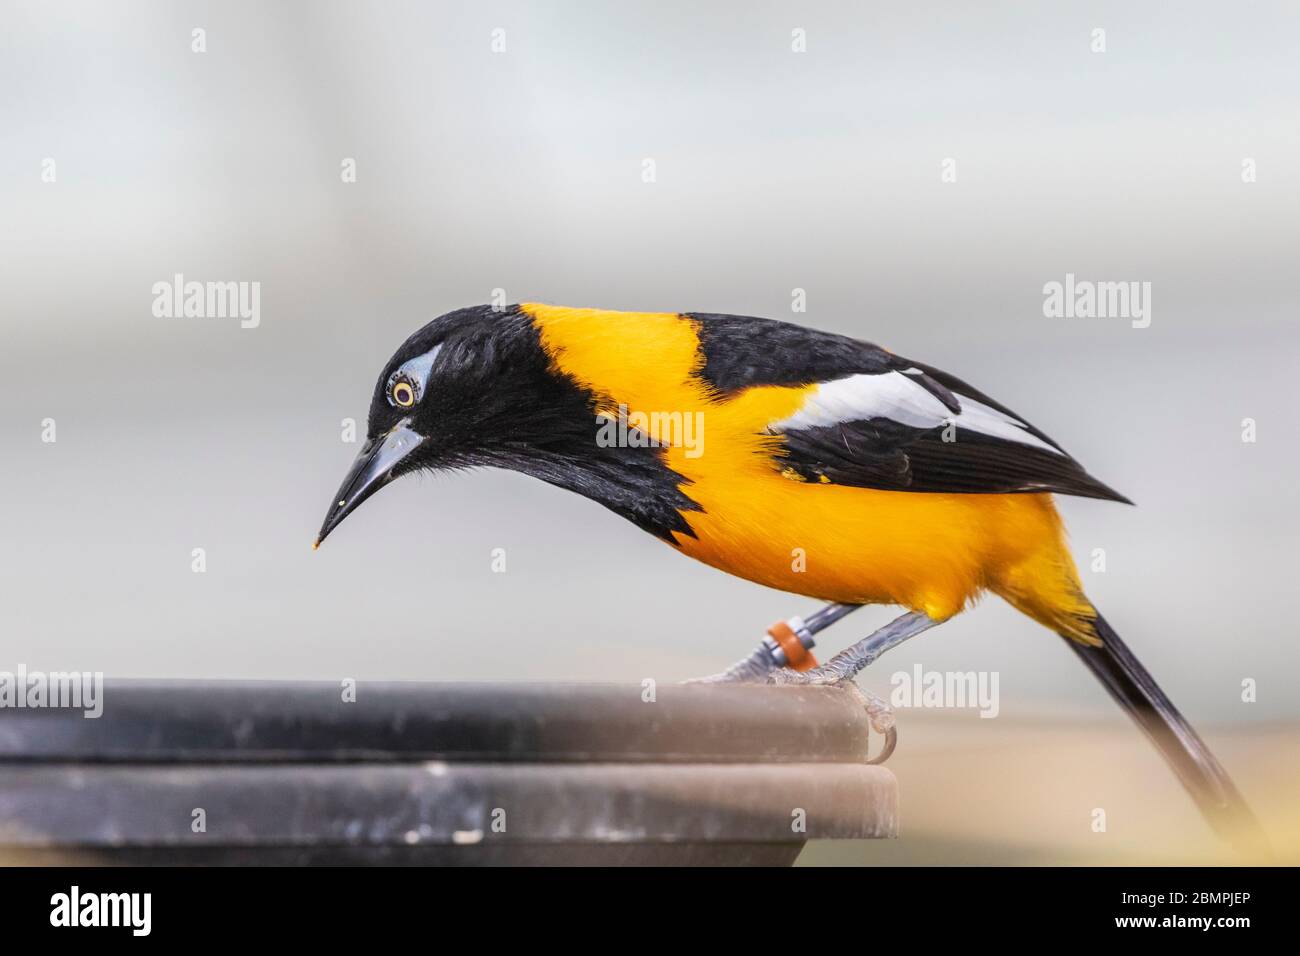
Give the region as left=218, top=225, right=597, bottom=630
left=769, top=371, right=1063, bottom=455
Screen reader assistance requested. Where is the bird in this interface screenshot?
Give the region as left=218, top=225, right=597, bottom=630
left=315, top=302, right=1261, bottom=847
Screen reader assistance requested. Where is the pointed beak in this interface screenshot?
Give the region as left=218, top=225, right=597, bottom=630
left=314, top=420, right=426, bottom=549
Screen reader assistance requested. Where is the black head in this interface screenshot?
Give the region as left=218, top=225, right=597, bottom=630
left=314, top=303, right=703, bottom=548
left=314, top=305, right=572, bottom=546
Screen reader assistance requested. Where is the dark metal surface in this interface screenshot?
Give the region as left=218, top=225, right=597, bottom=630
left=0, top=763, right=896, bottom=852
left=0, top=679, right=872, bottom=764
left=2, top=844, right=807, bottom=867
left=0, top=680, right=897, bottom=866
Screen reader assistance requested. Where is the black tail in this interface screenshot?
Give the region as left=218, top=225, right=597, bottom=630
left=1066, top=612, right=1268, bottom=854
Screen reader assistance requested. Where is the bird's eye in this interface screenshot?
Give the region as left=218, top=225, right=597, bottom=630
left=391, top=380, right=416, bottom=407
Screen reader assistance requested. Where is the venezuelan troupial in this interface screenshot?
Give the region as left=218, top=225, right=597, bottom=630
left=316, top=303, right=1262, bottom=848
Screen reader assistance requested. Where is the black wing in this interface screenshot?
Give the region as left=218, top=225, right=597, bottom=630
left=687, top=312, right=1131, bottom=503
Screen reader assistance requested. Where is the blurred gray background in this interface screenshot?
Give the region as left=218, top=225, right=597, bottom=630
left=3, top=0, right=1297, bottom=738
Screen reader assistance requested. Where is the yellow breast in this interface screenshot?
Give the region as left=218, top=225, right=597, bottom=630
left=521, top=303, right=1085, bottom=627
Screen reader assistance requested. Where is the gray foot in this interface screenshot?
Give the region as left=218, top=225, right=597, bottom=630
left=766, top=665, right=844, bottom=686
left=767, top=670, right=899, bottom=763
left=685, top=644, right=776, bottom=684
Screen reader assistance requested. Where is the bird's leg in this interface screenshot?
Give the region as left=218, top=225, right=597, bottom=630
left=768, top=609, right=939, bottom=686
left=686, top=603, right=863, bottom=684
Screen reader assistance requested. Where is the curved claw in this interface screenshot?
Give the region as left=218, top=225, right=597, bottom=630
left=867, top=724, right=897, bottom=765
left=849, top=683, right=898, bottom=765
left=764, top=673, right=899, bottom=765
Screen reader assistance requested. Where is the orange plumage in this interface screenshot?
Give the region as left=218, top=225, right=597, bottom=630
left=524, top=303, right=1096, bottom=641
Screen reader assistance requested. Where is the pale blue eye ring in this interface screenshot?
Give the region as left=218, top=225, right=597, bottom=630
left=385, top=343, right=442, bottom=408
